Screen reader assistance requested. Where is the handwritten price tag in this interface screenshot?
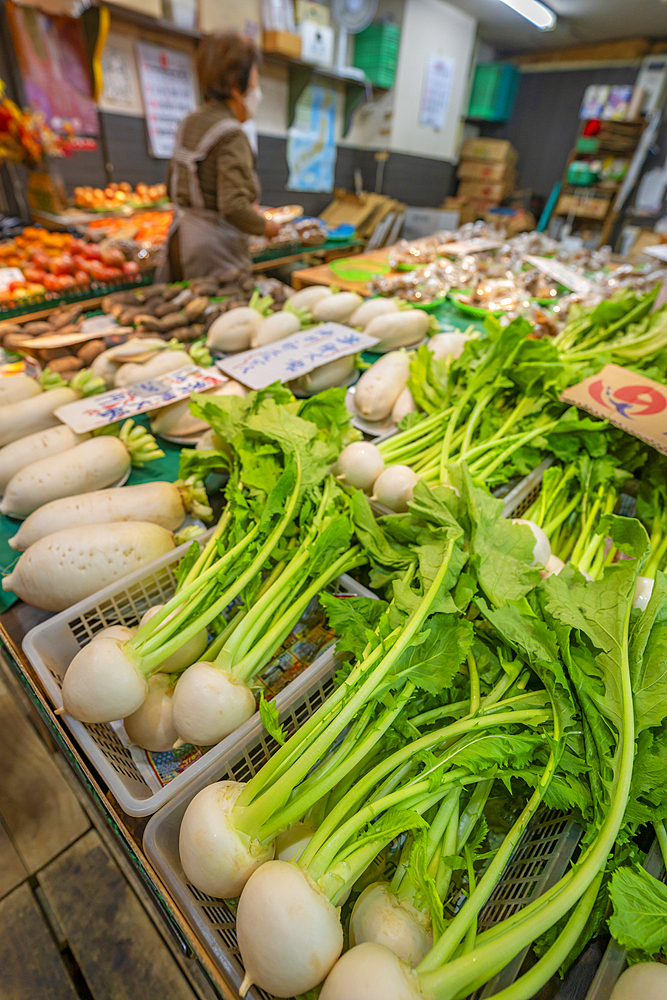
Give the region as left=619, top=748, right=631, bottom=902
left=0, top=268, right=25, bottom=291
left=54, top=365, right=228, bottom=433
left=562, top=363, right=667, bottom=454
left=439, top=239, right=502, bottom=257
left=523, top=255, right=593, bottom=295
left=216, top=323, right=380, bottom=391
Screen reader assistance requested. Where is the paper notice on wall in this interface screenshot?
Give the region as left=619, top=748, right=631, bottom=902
left=419, top=54, right=455, bottom=130
left=136, top=42, right=198, bottom=158
left=287, top=83, right=337, bottom=192
left=100, top=32, right=144, bottom=118
left=217, top=323, right=379, bottom=390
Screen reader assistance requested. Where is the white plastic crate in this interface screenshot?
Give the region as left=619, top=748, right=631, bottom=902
left=21, top=533, right=374, bottom=817
left=143, top=655, right=581, bottom=1000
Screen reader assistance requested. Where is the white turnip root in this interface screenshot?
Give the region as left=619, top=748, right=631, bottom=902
left=350, top=297, right=400, bottom=330
left=124, top=673, right=178, bottom=751
left=139, top=604, right=208, bottom=674
left=3, top=521, right=175, bottom=611
left=275, top=823, right=315, bottom=863
left=512, top=518, right=551, bottom=566
left=114, top=350, right=191, bottom=388
left=313, top=292, right=363, bottom=324
left=364, top=311, right=431, bottom=351
left=206, top=308, right=263, bottom=352
left=1, top=436, right=133, bottom=518
left=319, top=941, right=422, bottom=1000
left=337, top=442, right=385, bottom=492
left=350, top=883, right=432, bottom=967
left=371, top=466, right=419, bottom=512
left=0, top=425, right=89, bottom=494
left=540, top=554, right=565, bottom=580
left=151, top=381, right=246, bottom=438
left=391, top=386, right=416, bottom=425
left=62, top=635, right=149, bottom=722
left=98, top=624, right=136, bottom=641
left=237, top=860, right=344, bottom=998
left=0, top=374, right=42, bottom=406
left=171, top=661, right=256, bottom=745
left=0, top=386, right=78, bottom=447
left=287, top=285, right=333, bottom=311
left=610, top=963, right=667, bottom=1000
left=9, top=481, right=191, bottom=551
left=428, top=331, right=469, bottom=361
left=250, top=311, right=300, bottom=348
left=178, top=780, right=275, bottom=898
left=290, top=355, right=356, bottom=395
left=354, top=352, right=411, bottom=422
left=634, top=576, right=654, bottom=611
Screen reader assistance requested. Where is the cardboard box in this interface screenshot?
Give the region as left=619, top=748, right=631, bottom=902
left=457, top=159, right=514, bottom=183
left=460, top=137, right=518, bottom=164
left=262, top=31, right=302, bottom=59
left=296, top=1, right=329, bottom=25
left=556, top=193, right=609, bottom=220
left=402, top=207, right=460, bottom=240
left=457, top=177, right=515, bottom=202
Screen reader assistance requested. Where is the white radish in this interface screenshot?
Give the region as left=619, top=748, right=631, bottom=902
left=178, top=780, right=275, bottom=898
left=313, top=292, right=363, bottom=323
left=0, top=387, right=77, bottom=447
left=338, top=442, right=385, bottom=492
left=320, top=941, right=422, bottom=1000
left=151, top=381, right=246, bottom=438
left=0, top=425, right=89, bottom=495
left=350, top=883, right=432, bottom=967
left=1, top=437, right=132, bottom=518
left=9, top=481, right=190, bottom=551
left=0, top=374, right=42, bottom=406
left=275, top=823, right=315, bottom=863
left=350, top=297, right=400, bottom=330
left=115, top=350, right=191, bottom=388
left=250, top=311, right=300, bottom=348
left=372, top=466, right=419, bottom=512
left=171, top=661, right=256, bottom=745
left=124, top=673, right=178, bottom=751
left=633, top=576, right=654, bottom=611
left=392, top=386, right=416, bottom=424
left=237, top=860, right=343, bottom=997
left=206, top=307, right=263, bottom=352
left=512, top=518, right=551, bottom=566
left=91, top=339, right=167, bottom=388
left=364, top=311, right=431, bottom=351
left=354, top=352, right=411, bottom=422
left=290, top=356, right=356, bottom=396
left=3, top=521, right=175, bottom=612
left=610, top=962, right=667, bottom=1000
left=139, top=604, right=208, bottom=674
left=196, top=429, right=225, bottom=451
left=287, top=285, right=333, bottom=311
left=428, top=331, right=469, bottom=361
left=62, top=635, right=149, bottom=722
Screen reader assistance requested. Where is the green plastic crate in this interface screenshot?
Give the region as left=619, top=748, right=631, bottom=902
left=354, top=21, right=400, bottom=89
left=468, top=62, right=520, bottom=122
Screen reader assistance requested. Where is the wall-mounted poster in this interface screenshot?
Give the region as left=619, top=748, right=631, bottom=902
left=99, top=31, right=144, bottom=118
left=136, top=42, right=197, bottom=159
left=6, top=0, right=98, bottom=135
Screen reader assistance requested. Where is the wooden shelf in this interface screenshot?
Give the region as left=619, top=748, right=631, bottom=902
left=97, top=2, right=202, bottom=40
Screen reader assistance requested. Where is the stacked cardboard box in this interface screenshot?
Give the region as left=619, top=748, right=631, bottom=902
left=454, top=138, right=518, bottom=221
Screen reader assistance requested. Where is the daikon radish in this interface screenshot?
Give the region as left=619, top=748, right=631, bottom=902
left=350, top=297, right=400, bottom=330
left=91, top=339, right=166, bottom=388
left=250, top=311, right=300, bottom=348
left=151, top=381, right=246, bottom=438
left=0, top=387, right=78, bottom=447
left=0, top=374, right=42, bottom=406
left=114, top=350, right=191, bottom=388
left=428, top=331, right=469, bottom=361
left=3, top=521, right=175, bottom=612
left=9, top=480, right=201, bottom=550
left=364, top=310, right=432, bottom=351
left=391, top=386, right=416, bottom=424
left=313, top=292, right=363, bottom=323
left=207, top=308, right=263, bottom=352
left=288, top=285, right=333, bottom=311
left=354, top=352, right=411, bottom=422
left=0, top=425, right=89, bottom=494
left=290, top=356, right=356, bottom=395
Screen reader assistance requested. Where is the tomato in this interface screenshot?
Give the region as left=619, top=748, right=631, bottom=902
left=49, top=253, right=74, bottom=276
left=69, top=238, right=87, bottom=255
left=101, top=247, right=126, bottom=267
left=30, top=247, right=50, bottom=268
left=74, top=270, right=90, bottom=285
left=122, top=260, right=139, bottom=276
left=81, top=243, right=103, bottom=261
left=57, top=275, right=77, bottom=289
left=43, top=273, right=63, bottom=291
left=23, top=267, right=48, bottom=283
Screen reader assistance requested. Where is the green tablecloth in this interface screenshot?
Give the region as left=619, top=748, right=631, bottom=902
left=432, top=298, right=488, bottom=335
left=0, top=416, right=184, bottom=613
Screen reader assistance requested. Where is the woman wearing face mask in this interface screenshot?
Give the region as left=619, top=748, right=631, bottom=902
left=158, top=31, right=281, bottom=283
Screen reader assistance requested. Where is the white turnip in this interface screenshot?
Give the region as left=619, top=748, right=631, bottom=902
left=540, top=554, right=565, bottom=580
left=178, top=780, right=274, bottom=897
left=62, top=635, right=149, bottom=722
left=428, top=331, right=469, bottom=361
left=275, top=823, right=315, bottom=863
left=290, top=355, right=356, bottom=395
left=250, top=311, right=300, bottom=348
left=512, top=518, right=551, bottom=566
left=151, top=381, right=246, bottom=438
left=319, top=941, right=422, bottom=1000
left=354, top=352, right=411, bottom=422
left=337, top=442, right=384, bottom=492
left=350, top=883, right=432, bottom=967
left=287, top=285, right=332, bottom=311
left=610, top=963, right=667, bottom=1000
left=350, top=297, right=400, bottom=330
left=206, top=307, right=263, bottom=352
left=633, top=576, right=654, bottom=611
left=124, top=673, right=178, bottom=751
left=371, top=466, right=419, bottom=512
left=313, top=292, right=363, bottom=323
left=171, top=661, right=256, bottom=745
left=139, top=605, right=208, bottom=674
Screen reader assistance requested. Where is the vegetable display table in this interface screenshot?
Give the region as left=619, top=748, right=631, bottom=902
left=290, top=247, right=392, bottom=294
left=251, top=237, right=363, bottom=272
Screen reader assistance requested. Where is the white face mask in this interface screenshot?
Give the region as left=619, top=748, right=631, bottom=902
left=243, top=85, right=262, bottom=119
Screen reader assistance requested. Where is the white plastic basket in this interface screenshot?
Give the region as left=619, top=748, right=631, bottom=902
left=21, top=534, right=374, bottom=817
left=143, top=654, right=581, bottom=1000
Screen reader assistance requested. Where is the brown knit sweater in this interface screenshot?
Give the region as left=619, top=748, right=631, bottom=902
left=170, top=100, right=265, bottom=236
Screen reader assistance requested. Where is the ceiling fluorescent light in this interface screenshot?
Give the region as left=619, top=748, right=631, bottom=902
left=498, top=0, right=557, bottom=30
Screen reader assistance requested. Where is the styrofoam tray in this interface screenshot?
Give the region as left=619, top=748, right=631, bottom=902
left=143, top=653, right=581, bottom=1000
left=22, top=533, right=374, bottom=817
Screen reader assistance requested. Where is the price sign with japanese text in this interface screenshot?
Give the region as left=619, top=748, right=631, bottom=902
left=216, top=323, right=380, bottom=391
left=561, top=364, right=667, bottom=454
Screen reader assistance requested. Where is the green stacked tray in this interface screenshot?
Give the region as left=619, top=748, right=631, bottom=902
left=467, top=62, right=520, bottom=122
left=354, top=22, right=400, bottom=89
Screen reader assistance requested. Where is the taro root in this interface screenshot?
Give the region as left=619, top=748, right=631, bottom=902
left=133, top=314, right=162, bottom=332
left=50, top=307, right=82, bottom=330
left=47, top=356, right=83, bottom=374
left=21, top=321, right=53, bottom=336
left=77, top=340, right=106, bottom=365
left=159, top=312, right=187, bottom=333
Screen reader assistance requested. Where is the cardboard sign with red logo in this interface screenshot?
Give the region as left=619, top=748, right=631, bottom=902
left=561, top=364, right=667, bottom=454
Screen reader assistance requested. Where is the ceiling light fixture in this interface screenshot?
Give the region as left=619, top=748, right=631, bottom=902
left=498, top=0, right=557, bottom=30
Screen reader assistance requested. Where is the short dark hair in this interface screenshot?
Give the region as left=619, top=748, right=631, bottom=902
left=196, top=31, right=259, bottom=101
